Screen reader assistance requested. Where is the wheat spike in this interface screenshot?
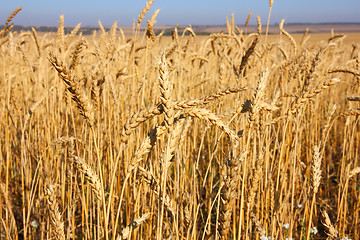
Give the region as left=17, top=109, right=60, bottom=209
left=0, top=7, right=22, bottom=38
left=269, top=0, right=274, bottom=7
left=146, top=20, right=156, bottom=43
left=349, top=167, right=360, bottom=179
left=219, top=152, right=246, bottom=239
left=281, top=28, right=297, bottom=54
left=121, top=104, right=162, bottom=143
left=56, top=15, right=65, bottom=52
left=328, top=67, right=360, bottom=77
left=239, top=35, right=259, bottom=74
left=69, top=40, right=86, bottom=70
left=48, top=52, right=94, bottom=127
left=138, top=167, right=177, bottom=217
left=289, top=78, right=340, bottom=114
left=31, top=27, right=41, bottom=57
left=73, top=156, right=103, bottom=202
left=312, top=145, right=322, bottom=194
left=322, top=211, right=339, bottom=239
left=137, top=0, right=155, bottom=29
left=245, top=12, right=252, bottom=35
left=257, top=16, right=262, bottom=35
left=120, top=213, right=151, bottom=240
left=158, top=53, right=174, bottom=130
left=185, top=108, right=240, bottom=142
left=45, top=185, right=65, bottom=240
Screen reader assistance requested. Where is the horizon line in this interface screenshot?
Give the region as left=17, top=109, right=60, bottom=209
left=3, top=22, right=360, bottom=28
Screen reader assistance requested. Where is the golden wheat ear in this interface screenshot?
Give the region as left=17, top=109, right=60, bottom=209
left=0, top=7, right=22, bottom=38
left=48, top=52, right=94, bottom=127
left=136, top=0, right=155, bottom=30
left=45, top=185, right=65, bottom=240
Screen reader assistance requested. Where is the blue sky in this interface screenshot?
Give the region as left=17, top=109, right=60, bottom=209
left=1, top=0, right=360, bottom=26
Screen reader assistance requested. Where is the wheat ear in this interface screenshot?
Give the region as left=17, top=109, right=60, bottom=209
left=174, top=86, right=248, bottom=110
left=73, top=156, right=103, bottom=202
left=121, top=104, right=162, bottom=143
left=244, top=12, right=252, bottom=35
left=289, top=78, right=340, bottom=115
left=69, top=40, right=87, bottom=70
left=328, top=67, right=360, bottom=77
left=68, top=23, right=81, bottom=42
left=219, top=152, right=246, bottom=239
left=306, top=145, right=322, bottom=240
left=340, top=109, right=360, bottom=117
left=256, top=16, right=262, bottom=35
left=45, top=185, right=65, bottom=240
left=322, top=211, right=339, bottom=239
left=31, top=27, right=41, bottom=57
left=146, top=20, right=156, bottom=43
left=119, top=213, right=151, bottom=240
left=281, top=28, right=297, bottom=55
left=138, top=167, right=177, bottom=217
left=239, top=35, right=259, bottom=74
left=137, top=0, right=155, bottom=29
left=249, top=69, right=270, bottom=122
left=0, top=7, right=22, bottom=38
left=48, top=52, right=94, bottom=127
left=56, top=15, right=65, bottom=52
left=185, top=108, right=240, bottom=142
left=158, top=53, right=174, bottom=130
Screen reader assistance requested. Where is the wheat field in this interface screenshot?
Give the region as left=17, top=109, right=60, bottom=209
left=0, top=4, right=360, bottom=240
